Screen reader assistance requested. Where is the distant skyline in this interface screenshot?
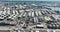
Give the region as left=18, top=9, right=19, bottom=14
left=1, top=0, right=60, bottom=1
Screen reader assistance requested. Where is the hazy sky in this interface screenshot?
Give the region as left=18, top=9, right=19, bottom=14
left=1, top=0, right=60, bottom=1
